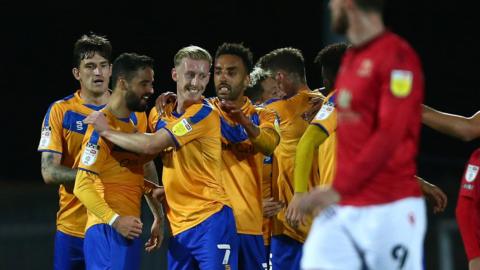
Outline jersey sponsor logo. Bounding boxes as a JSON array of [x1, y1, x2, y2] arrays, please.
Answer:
[[39, 127, 51, 148], [390, 70, 413, 97], [172, 118, 192, 136], [465, 164, 479, 182], [357, 59, 373, 77], [337, 89, 352, 109], [76, 120, 83, 131], [81, 143, 99, 166], [314, 102, 334, 121]]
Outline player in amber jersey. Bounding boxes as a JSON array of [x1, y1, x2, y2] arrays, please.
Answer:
[[85, 46, 238, 270], [37, 33, 112, 270], [210, 43, 280, 270], [74, 53, 164, 269], [256, 47, 324, 270], [247, 66, 285, 269], [299, 1, 426, 269]]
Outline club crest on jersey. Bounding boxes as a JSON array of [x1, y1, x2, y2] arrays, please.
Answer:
[[337, 89, 352, 109], [357, 59, 373, 77], [39, 127, 51, 148], [314, 102, 334, 121], [172, 118, 192, 136], [465, 165, 479, 182], [81, 143, 99, 166], [390, 70, 413, 97]]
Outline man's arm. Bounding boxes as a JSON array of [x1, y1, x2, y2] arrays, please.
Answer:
[[41, 152, 77, 185], [416, 176, 447, 214], [143, 161, 165, 252], [456, 195, 480, 262], [422, 105, 480, 142], [219, 100, 280, 155], [286, 125, 328, 228], [84, 111, 176, 155]]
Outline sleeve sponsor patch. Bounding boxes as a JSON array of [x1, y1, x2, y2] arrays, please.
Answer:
[[172, 119, 192, 136], [465, 164, 479, 182], [390, 70, 413, 97], [314, 102, 334, 121], [39, 127, 51, 148], [81, 143, 99, 166]]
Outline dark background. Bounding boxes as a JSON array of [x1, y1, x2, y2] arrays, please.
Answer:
[[1, 0, 478, 269]]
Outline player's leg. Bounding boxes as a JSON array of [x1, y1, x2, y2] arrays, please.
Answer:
[[361, 197, 426, 270], [168, 232, 197, 270], [53, 231, 85, 270], [109, 226, 142, 270], [271, 235, 303, 270], [192, 206, 239, 270], [301, 206, 362, 270], [83, 224, 111, 269], [238, 234, 267, 270]]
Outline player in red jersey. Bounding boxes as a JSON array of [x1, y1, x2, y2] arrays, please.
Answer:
[[422, 105, 480, 270], [299, 0, 426, 268]]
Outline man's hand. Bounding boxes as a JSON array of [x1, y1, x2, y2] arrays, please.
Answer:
[[219, 99, 249, 125], [418, 178, 448, 214], [155, 92, 177, 116], [112, 216, 143, 240], [299, 187, 340, 217], [145, 217, 164, 252], [286, 192, 307, 229], [152, 186, 166, 202], [263, 197, 284, 218], [302, 97, 323, 122], [83, 111, 110, 135], [470, 257, 480, 270]]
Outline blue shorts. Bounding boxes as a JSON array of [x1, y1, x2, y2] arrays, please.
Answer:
[[54, 230, 85, 270], [238, 234, 267, 270], [84, 224, 141, 270], [168, 206, 238, 270], [264, 245, 271, 270], [271, 235, 302, 270]]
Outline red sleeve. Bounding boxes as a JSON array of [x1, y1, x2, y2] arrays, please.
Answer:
[[456, 194, 480, 260], [333, 48, 423, 196]]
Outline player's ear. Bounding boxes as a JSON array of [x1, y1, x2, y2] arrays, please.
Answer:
[[72, 67, 80, 80], [171, 68, 178, 82]]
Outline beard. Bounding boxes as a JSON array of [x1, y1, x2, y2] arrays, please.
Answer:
[[332, 8, 348, 35], [126, 89, 147, 112]]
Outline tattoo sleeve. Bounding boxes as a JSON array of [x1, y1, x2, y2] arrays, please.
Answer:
[[41, 152, 77, 185]]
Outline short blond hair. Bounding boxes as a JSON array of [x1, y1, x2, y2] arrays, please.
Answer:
[[174, 45, 212, 67]]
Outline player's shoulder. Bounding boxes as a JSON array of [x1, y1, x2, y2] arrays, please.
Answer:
[[186, 99, 217, 123], [48, 93, 78, 110], [380, 32, 419, 59], [263, 97, 283, 108]]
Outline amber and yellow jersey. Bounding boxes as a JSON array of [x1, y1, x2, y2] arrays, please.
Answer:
[[37, 91, 106, 237], [149, 101, 230, 236], [74, 108, 148, 230], [38, 91, 147, 237], [265, 88, 323, 242], [206, 97, 279, 235], [310, 90, 337, 187], [262, 155, 273, 245]]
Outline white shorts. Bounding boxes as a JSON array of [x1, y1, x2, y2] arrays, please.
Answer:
[[301, 197, 426, 270]]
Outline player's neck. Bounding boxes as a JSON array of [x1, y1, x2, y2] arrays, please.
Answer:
[[80, 89, 110, 105], [105, 90, 131, 119], [347, 13, 385, 47]]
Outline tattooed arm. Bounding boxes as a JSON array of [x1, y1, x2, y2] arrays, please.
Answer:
[[41, 152, 77, 185]]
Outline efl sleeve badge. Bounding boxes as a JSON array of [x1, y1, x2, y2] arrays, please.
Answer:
[[390, 70, 413, 97]]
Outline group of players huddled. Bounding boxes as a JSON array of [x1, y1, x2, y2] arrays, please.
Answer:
[[38, 0, 480, 269]]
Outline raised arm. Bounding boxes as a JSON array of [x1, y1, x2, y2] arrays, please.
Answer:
[[422, 105, 480, 142], [84, 111, 176, 155]]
